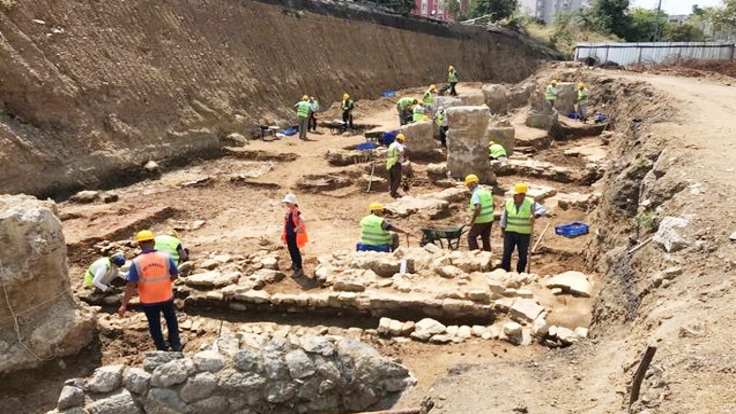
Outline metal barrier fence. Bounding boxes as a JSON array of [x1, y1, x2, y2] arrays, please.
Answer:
[[574, 42, 735, 66]]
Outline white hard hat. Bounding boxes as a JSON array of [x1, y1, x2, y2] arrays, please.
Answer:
[[282, 193, 298, 204]]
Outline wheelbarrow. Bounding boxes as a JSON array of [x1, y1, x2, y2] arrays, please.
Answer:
[[419, 225, 467, 250]]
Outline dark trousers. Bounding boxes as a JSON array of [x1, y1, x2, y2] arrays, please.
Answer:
[[286, 233, 302, 271], [399, 110, 411, 126], [308, 113, 317, 131], [502, 231, 531, 273], [468, 222, 492, 251], [449, 82, 458, 96], [388, 163, 402, 198], [342, 110, 353, 130], [142, 299, 181, 351], [438, 126, 448, 148]]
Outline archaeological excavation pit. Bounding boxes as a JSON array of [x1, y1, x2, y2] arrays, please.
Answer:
[[3, 3, 722, 412]]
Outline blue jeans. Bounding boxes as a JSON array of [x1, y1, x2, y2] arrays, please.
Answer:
[[356, 243, 391, 253], [142, 299, 181, 351]]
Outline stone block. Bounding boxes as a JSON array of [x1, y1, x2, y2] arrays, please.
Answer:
[[485, 126, 515, 155], [399, 120, 437, 157], [545, 271, 592, 297], [446, 106, 496, 185], [525, 110, 559, 131], [481, 84, 509, 114]]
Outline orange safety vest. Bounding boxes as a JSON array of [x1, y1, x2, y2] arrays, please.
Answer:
[[132, 252, 173, 304], [281, 209, 308, 248]]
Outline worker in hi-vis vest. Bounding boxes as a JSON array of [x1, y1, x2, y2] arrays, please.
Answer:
[[84, 252, 126, 292], [465, 174, 494, 252], [500, 183, 547, 273], [356, 202, 409, 252], [119, 230, 181, 352], [386, 133, 407, 198]]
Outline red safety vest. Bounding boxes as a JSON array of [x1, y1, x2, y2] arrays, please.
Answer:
[[132, 252, 173, 304], [281, 208, 308, 248]]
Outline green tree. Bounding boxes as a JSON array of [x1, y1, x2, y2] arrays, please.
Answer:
[[711, 0, 736, 29], [627, 7, 667, 41], [664, 23, 706, 41], [588, 0, 632, 38], [447, 0, 467, 20], [692, 4, 705, 16], [469, 0, 518, 21]]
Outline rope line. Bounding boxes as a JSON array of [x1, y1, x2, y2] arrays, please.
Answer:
[[1, 284, 63, 361]]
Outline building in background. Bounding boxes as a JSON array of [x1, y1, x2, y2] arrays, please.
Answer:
[[412, 0, 451, 21], [519, 0, 589, 23]]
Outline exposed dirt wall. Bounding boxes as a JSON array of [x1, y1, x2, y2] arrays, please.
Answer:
[[0, 0, 551, 198]]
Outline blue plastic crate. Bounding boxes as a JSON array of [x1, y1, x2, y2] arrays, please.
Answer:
[[382, 90, 397, 97], [356, 142, 377, 151], [555, 221, 589, 238], [381, 130, 399, 146]]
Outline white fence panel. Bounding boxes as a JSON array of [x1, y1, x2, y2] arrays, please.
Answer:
[[574, 42, 735, 66]]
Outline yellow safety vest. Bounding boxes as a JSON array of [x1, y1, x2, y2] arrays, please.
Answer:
[[154, 235, 182, 264], [296, 101, 311, 118], [85, 257, 111, 287], [423, 90, 434, 106], [545, 85, 557, 101], [489, 144, 507, 159], [505, 197, 534, 235], [577, 89, 589, 103], [386, 142, 401, 170], [470, 188, 494, 224], [360, 215, 392, 246]]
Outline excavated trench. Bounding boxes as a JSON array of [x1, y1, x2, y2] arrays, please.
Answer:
[[1, 69, 676, 414]]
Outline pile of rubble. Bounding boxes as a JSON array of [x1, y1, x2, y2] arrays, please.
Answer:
[[47, 334, 415, 414]]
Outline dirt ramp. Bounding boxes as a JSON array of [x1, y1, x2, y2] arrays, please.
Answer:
[[0, 194, 96, 374], [0, 1, 548, 197]]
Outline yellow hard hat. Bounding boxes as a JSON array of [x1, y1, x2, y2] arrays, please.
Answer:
[[577, 82, 586, 89], [514, 182, 529, 195], [343, 93, 350, 100], [429, 84, 437, 91], [369, 202, 384, 212], [135, 230, 155, 242], [488, 141, 496, 146], [449, 65, 454, 70], [464, 174, 479, 186], [396, 133, 406, 142], [551, 80, 559, 85], [302, 95, 309, 101]]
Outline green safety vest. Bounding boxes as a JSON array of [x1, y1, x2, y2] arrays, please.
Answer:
[[412, 105, 425, 122], [505, 197, 534, 235], [296, 101, 311, 118], [155, 235, 182, 264], [435, 111, 445, 127], [397, 97, 415, 111], [470, 188, 494, 224], [85, 257, 111, 287], [386, 142, 401, 170], [545, 85, 557, 101], [489, 143, 507, 159], [423, 90, 434, 106], [360, 215, 393, 246], [342, 99, 354, 111], [448, 69, 458, 83], [577, 89, 589, 103]]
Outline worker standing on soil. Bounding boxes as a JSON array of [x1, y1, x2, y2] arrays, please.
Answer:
[[341, 93, 355, 132], [84, 252, 126, 292], [412, 103, 427, 123], [443, 65, 459, 96], [423, 84, 437, 113], [544, 80, 558, 113], [465, 174, 494, 252], [387, 133, 407, 198], [280, 193, 308, 278], [500, 183, 546, 273], [488, 141, 508, 160], [356, 202, 410, 252], [576, 82, 589, 122], [434, 107, 448, 148], [118, 230, 181, 352], [295, 95, 311, 140], [154, 233, 188, 266], [396, 97, 417, 126], [308, 96, 319, 132]]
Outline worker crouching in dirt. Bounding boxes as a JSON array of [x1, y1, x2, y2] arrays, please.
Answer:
[[356, 202, 410, 253], [465, 174, 494, 252], [84, 252, 126, 292], [500, 183, 547, 273], [386, 133, 407, 198], [119, 230, 182, 352], [281, 193, 308, 278]]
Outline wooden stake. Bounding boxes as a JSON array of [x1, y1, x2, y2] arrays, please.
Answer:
[[532, 222, 551, 254], [629, 346, 657, 407]]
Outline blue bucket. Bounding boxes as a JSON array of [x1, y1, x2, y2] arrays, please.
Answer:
[[555, 222, 589, 238]]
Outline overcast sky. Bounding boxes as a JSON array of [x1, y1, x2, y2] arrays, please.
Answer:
[[630, 0, 724, 15]]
